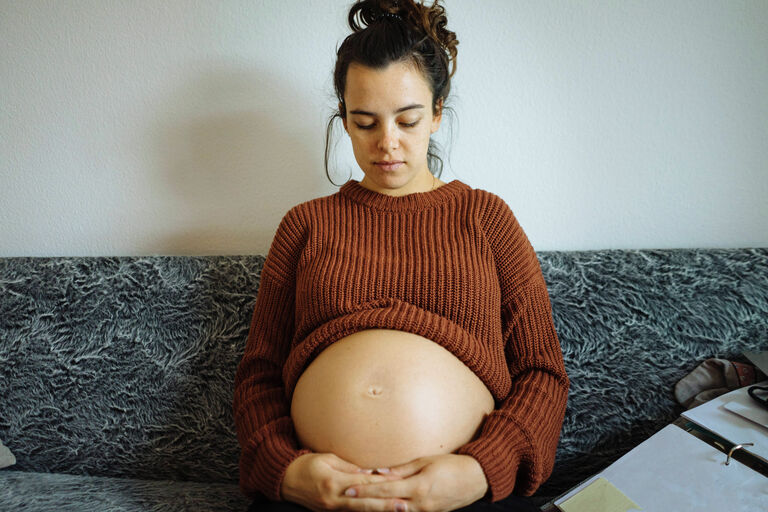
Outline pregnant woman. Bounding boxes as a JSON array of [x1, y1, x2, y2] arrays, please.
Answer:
[[233, 1, 570, 511]]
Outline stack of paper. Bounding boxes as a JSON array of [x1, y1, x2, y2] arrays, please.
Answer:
[[681, 379, 768, 465], [553, 422, 768, 511]]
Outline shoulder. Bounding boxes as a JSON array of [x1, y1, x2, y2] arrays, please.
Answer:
[[465, 186, 524, 239], [467, 186, 542, 296], [274, 191, 331, 233], [269, 190, 339, 252], [280, 187, 343, 224], [273, 203, 306, 241], [468, 185, 506, 206], [263, 200, 315, 283]]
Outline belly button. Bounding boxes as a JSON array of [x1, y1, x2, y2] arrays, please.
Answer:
[[366, 385, 384, 397]]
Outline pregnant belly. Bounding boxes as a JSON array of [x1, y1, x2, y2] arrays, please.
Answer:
[[290, 329, 496, 470]]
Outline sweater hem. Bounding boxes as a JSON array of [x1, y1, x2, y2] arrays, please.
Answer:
[[281, 297, 512, 403]]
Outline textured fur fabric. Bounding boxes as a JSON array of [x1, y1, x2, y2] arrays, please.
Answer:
[[0, 256, 260, 511], [0, 471, 250, 511], [0, 249, 766, 510]]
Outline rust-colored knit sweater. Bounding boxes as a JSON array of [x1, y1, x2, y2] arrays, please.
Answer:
[[233, 178, 570, 503]]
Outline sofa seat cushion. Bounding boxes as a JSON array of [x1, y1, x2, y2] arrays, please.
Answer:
[[0, 470, 250, 511]]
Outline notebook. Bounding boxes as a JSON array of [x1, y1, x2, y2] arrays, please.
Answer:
[[681, 379, 768, 465], [553, 423, 768, 511]]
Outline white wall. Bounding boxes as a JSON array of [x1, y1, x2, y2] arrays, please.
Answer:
[[2, 0, 766, 256]]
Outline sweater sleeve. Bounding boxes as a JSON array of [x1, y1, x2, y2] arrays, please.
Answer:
[[232, 208, 313, 502], [454, 195, 570, 502]]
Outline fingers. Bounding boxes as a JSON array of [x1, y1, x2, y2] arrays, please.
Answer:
[[332, 473, 409, 511], [326, 453, 369, 474], [325, 452, 390, 476], [385, 457, 429, 478], [337, 496, 410, 512], [331, 467, 403, 496], [348, 472, 404, 486], [342, 472, 415, 500], [305, 454, 414, 512]]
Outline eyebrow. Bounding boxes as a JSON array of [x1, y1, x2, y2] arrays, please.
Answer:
[[349, 103, 425, 116]]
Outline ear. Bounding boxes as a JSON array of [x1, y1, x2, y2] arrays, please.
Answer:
[[431, 98, 444, 134], [339, 102, 348, 133]]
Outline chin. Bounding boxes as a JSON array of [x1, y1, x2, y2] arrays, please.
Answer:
[[368, 170, 413, 184]]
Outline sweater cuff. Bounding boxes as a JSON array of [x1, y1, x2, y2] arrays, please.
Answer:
[[239, 416, 314, 502], [454, 412, 531, 503]]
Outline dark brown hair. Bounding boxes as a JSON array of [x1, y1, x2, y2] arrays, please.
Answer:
[[324, 0, 459, 184]]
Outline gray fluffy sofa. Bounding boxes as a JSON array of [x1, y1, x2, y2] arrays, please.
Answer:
[[1, 248, 766, 510]]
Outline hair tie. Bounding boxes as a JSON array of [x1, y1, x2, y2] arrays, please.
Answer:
[[378, 11, 402, 21]]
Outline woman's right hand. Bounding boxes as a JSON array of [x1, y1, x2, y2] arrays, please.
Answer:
[[280, 452, 404, 512]]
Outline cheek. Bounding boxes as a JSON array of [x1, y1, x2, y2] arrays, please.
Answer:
[[349, 135, 373, 158], [414, 131, 432, 148], [349, 131, 370, 144]]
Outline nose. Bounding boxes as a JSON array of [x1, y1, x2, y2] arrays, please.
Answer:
[[377, 122, 399, 152]]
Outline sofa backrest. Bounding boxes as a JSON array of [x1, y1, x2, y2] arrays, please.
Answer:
[[0, 255, 265, 484], [1, 249, 766, 492]]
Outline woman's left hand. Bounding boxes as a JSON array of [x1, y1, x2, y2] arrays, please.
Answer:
[[341, 453, 489, 512]]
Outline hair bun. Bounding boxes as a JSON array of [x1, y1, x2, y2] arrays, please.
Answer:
[[350, 1, 458, 78], [350, 0, 403, 31], [412, 1, 458, 78]]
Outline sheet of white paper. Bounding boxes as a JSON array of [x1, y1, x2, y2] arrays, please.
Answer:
[[554, 424, 768, 511], [724, 400, 768, 430], [745, 351, 768, 377], [682, 379, 768, 464]]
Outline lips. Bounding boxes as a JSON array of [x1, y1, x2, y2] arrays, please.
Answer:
[[375, 161, 404, 171]]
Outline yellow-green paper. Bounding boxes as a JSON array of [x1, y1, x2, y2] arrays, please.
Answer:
[[558, 477, 642, 512]]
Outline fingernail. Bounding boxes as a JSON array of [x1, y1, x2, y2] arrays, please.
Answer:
[[345, 488, 357, 497], [396, 502, 406, 512], [360, 468, 374, 474], [376, 467, 390, 473]]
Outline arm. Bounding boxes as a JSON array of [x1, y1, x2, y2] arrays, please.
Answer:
[[454, 196, 570, 502], [232, 208, 313, 501]]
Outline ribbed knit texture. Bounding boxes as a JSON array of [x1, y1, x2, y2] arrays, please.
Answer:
[[232, 178, 570, 503]]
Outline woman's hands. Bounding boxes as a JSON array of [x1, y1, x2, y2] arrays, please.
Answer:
[[280, 452, 406, 512], [281, 452, 489, 512], [341, 453, 489, 512]]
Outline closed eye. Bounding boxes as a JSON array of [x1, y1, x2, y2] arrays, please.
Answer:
[[356, 121, 419, 130]]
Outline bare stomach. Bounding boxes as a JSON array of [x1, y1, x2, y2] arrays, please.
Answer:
[[290, 329, 496, 470]]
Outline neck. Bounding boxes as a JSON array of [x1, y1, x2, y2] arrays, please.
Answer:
[[360, 172, 440, 197]]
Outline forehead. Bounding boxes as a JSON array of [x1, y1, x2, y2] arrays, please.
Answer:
[[344, 61, 431, 107]]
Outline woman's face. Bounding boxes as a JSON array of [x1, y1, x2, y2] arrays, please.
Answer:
[[340, 61, 442, 196]]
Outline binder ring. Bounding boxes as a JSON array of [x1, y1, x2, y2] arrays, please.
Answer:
[[725, 442, 754, 465]]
